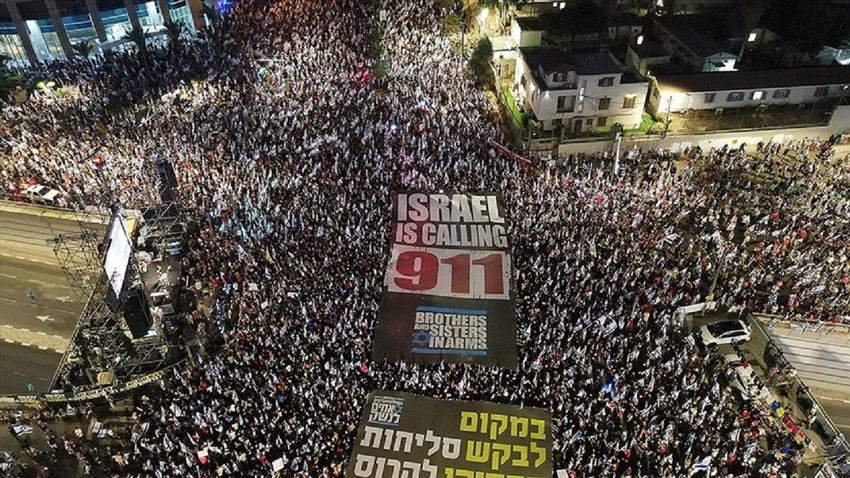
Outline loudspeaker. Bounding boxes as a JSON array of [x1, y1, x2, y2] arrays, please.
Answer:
[[158, 168, 175, 202], [123, 288, 152, 339], [157, 161, 178, 188]]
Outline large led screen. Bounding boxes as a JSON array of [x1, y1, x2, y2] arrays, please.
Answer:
[[103, 214, 132, 297]]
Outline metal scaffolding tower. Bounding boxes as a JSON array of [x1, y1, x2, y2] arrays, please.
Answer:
[[49, 150, 187, 396]]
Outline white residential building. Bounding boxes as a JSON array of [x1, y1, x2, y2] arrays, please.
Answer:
[[515, 47, 649, 133], [648, 66, 850, 114]]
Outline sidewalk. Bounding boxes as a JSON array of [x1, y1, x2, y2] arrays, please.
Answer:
[[0, 200, 108, 225], [555, 124, 842, 156], [755, 316, 850, 395]]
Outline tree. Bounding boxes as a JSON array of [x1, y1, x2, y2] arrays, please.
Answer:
[[763, 0, 841, 56], [163, 19, 185, 46], [599, 0, 619, 20], [737, 0, 771, 65], [543, 0, 607, 47], [72, 40, 94, 58], [468, 35, 494, 86], [441, 13, 463, 34], [123, 26, 147, 54]]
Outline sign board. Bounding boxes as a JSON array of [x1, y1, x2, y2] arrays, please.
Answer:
[[348, 390, 552, 478], [373, 192, 517, 368]]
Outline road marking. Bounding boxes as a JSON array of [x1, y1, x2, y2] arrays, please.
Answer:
[[10, 256, 60, 266], [814, 395, 850, 404], [0, 297, 80, 315], [56, 296, 72, 303], [12, 372, 25, 376], [36, 315, 54, 323], [0, 273, 18, 280], [0, 325, 67, 353]]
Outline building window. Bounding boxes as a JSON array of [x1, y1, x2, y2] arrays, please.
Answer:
[[554, 72, 564, 82], [557, 96, 570, 111], [598, 97, 611, 110], [597, 117, 607, 127], [623, 96, 636, 108], [0, 22, 29, 65], [727, 92, 744, 102], [773, 89, 790, 99], [33, 19, 65, 59], [62, 14, 97, 44], [814, 86, 829, 97], [168, 0, 193, 29], [100, 7, 132, 42], [598, 77, 615, 87], [751, 91, 764, 100], [552, 118, 563, 126], [704, 93, 716, 103]]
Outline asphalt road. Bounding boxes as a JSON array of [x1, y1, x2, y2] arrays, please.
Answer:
[[0, 343, 61, 394], [0, 208, 84, 337], [0, 206, 95, 394], [815, 396, 850, 438]]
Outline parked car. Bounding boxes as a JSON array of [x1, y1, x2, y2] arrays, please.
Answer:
[[23, 184, 61, 204], [698, 319, 751, 346], [723, 353, 766, 401]]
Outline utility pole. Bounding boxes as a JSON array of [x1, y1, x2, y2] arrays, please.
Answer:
[[461, 24, 467, 61], [701, 241, 729, 317], [613, 123, 623, 175], [661, 95, 672, 138]]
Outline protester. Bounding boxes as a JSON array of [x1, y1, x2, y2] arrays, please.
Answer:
[[1, 0, 847, 476]]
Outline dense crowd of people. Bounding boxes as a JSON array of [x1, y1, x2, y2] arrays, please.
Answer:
[[1, 0, 849, 476]]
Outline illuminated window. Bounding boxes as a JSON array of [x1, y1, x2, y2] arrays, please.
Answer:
[[623, 96, 636, 108], [750, 91, 764, 100], [748, 32, 757, 42]]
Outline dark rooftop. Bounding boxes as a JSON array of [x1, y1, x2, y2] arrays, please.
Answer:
[[629, 41, 669, 59], [609, 11, 641, 26], [515, 17, 545, 32], [521, 47, 624, 76], [655, 66, 850, 92], [655, 13, 744, 58]]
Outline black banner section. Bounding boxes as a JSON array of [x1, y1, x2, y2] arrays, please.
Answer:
[[347, 390, 553, 478], [373, 192, 517, 368]]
